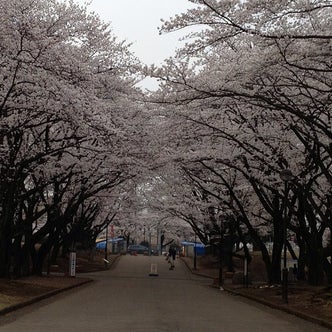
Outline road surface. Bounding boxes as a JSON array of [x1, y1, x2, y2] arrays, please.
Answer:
[[0, 255, 329, 331]]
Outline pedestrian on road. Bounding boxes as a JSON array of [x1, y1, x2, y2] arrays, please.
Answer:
[[169, 247, 176, 270]]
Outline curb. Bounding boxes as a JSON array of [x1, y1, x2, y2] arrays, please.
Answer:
[[0, 254, 121, 316], [180, 258, 332, 330], [0, 278, 93, 316], [218, 286, 332, 330], [180, 257, 214, 279]]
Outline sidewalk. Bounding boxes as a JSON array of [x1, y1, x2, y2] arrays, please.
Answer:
[[0, 253, 120, 316], [180, 256, 332, 330]]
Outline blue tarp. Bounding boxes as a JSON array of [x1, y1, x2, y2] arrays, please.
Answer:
[[96, 238, 124, 249], [181, 241, 205, 248], [181, 241, 205, 255]]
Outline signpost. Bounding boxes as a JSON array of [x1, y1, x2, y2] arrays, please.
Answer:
[[69, 251, 76, 277]]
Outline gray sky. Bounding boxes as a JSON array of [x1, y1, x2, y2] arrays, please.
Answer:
[[75, 0, 197, 66]]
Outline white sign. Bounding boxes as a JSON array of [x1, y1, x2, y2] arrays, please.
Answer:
[[69, 252, 76, 277]]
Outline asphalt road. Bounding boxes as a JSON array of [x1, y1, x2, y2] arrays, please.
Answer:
[[0, 255, 330, 332]]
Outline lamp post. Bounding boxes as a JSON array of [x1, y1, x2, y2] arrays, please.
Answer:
[[219, 217, 224, 291], [104, 224, 109, 266], [143, 224, 146, 243], [279, 169, 295, 304], [148, 230, 152, 256], [194, 233, 197, 270], [219, 238, 223, 290]]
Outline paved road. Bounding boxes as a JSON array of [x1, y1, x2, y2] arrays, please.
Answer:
[[0, 255, 330, 332]]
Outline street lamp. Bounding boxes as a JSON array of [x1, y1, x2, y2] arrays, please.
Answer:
[[279, 169, 295, 304], [218, 217, 224, 291], [219, 237, 223, 290], [193, 233, 197, 270], [104, 224, 109, 267], [143, 224, 146, 243]]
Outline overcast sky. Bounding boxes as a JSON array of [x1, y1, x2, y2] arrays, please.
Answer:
[[75, 0, 197, 66]]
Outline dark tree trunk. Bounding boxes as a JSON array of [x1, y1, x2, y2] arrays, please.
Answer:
[[322, 258, 332, 284], [32, 239, 52, 276], [0, 235, 12, 278], [296, 237, 306, 281], [307, 246, 324, 286]]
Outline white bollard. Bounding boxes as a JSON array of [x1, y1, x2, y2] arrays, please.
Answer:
[[149, 263, 158, 276]]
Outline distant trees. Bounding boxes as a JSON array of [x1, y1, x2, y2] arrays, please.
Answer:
[[147, 0, 332, 285]]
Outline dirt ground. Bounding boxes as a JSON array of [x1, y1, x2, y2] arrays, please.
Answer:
[[0, 251, 332, 329], [0, 250, 107, 312], [181, 254, 332, 329]]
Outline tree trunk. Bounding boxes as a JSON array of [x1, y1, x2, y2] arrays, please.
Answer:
[[32, 240, 52, 275], [307, 250, 324, 285], [12, 236, 23, 278], [322, 258, 332, 284], [0, 235, 11, 278], [270, 243, 282, 284], [296, 237, 306, 281], [0, 184, 16, 278]]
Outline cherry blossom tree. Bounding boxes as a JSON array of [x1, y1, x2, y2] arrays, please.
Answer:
[[146, 0, 331, 284], [0, 0, 143, 277]]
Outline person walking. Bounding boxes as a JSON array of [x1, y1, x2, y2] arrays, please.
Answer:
[[169, 247, 176, 270]]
